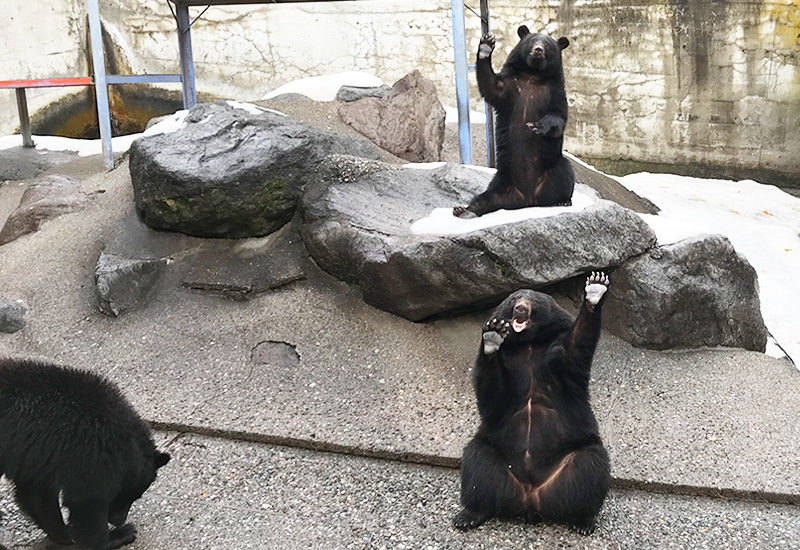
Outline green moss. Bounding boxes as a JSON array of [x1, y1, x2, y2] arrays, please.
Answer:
[[494, 259, 514, 278]]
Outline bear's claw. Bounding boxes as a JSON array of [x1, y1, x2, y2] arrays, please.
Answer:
[[482, 318, 510, 354]]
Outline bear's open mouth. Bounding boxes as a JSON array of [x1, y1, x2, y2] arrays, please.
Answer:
[[512, 316, 530, 332]]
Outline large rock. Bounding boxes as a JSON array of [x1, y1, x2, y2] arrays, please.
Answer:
[[604, 234, 768, 351], [0, 298, 26, 333], [337, 71, 446, 162], [129, 100, 378, 239], [300, 156, 657, 321], [0, 175, 91, 245]]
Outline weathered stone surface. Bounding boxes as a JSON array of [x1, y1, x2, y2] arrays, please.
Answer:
[[95, 252, 168, 317], [129, 100, 378, 239], [337, 71, 446, 162], [300, 155, 656, 321], [336, 84, 391, 102], [604, 234, 768, 351], [0, 298, 26, 333], [0, 175, 90, 245], [94, 209, 306, 315]]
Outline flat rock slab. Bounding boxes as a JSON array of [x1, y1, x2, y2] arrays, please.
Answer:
[[3, 434, 799, 549], [0, 175, 91, 245], [0, 147, 76, 181], [129, 100, 379, 238], [605, 234, 768, 351], [96, 209, 305, 315], [301, 155, 656, 320]]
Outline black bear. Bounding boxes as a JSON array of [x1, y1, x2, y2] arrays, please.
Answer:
[[0, 358, 170, 549], [454, 26, 575, 218], [454, 272, 611, 534]]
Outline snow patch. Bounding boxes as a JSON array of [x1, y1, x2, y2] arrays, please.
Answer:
[[226, 100, 286, 117], [444, 105, 488, 125], [0, 133, 140, 157], [261, 72, 384, 102], [411, 190, 595, 235], [616, 171, 800, 365], [142, 110, 188, 137]]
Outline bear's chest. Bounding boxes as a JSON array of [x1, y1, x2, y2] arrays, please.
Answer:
[[508, 77, 552, 122]]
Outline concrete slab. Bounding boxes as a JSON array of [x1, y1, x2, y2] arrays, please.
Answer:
[[1, 156, 798, 506], [2, 434, 798, 549]]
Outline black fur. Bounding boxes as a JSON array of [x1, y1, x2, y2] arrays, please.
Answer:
[[0, 358, 170, 549], [454, 26, 574, 218], [455, 274, 611, 533]]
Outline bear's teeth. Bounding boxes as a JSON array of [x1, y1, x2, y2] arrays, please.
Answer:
[[512, 320, 528, 332]]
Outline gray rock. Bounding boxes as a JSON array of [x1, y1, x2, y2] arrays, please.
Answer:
[[603, 234, 768, 351], [95, 252, 168, 317], [129, 100, 378, 239], [94, 209, 307, 315], [0, 298, 26, 333], [0, 175, 91, 245], [300, 155, 657, 321], [335, 84, 391, 102], [337, 71, 446, 162]]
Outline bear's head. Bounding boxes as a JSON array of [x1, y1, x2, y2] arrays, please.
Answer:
[[503, 26, 569, 78], [492, 289, 573, 344], [108, 448, 171, 526]]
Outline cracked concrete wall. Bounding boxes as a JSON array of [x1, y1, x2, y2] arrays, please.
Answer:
[[2, 1, 798, 181]]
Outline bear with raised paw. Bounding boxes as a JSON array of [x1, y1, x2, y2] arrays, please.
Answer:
[[454, 26, 575, 218], [0, 358, 170, 550], [454, 273, 611, 534]]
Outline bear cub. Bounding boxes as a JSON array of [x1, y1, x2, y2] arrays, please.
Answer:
[[0, 358, 170, 550], [454, 26, 575, 217], [454, 273, 611, 534]]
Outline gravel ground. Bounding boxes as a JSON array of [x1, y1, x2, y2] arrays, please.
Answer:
[[2, 434, 798, 550]]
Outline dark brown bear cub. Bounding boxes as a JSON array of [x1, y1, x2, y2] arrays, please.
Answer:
[[454, 26, 575, 217], [0, 358, 169, 549], [454, 273, 611, 534]]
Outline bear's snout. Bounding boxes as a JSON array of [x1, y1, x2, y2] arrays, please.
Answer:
[[532, 45, 545, 58]]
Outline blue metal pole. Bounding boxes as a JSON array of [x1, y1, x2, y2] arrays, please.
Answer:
[[480, 0, 496, 168], [175, 2, 198, 108], [15, 88, 34, 148], [87, 0, 114, 169], [451, 0, 472, 165]]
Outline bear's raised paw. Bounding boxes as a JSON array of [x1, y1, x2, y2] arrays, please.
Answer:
[[585, 271, 610, 306], [482, 317, 510, 354]]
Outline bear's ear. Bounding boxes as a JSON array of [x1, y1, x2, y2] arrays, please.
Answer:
[[154, 451, 171, 469], [517, 25, 530, 39], [557, 36, 570, 50]]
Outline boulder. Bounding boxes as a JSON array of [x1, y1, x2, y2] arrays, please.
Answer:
[[129, 100, 379, 239], [0, 175, 91, 245], [300, 156, 657, 321], [0, 298, 26, 333], [603, 234, 768, 351], [337, 71, 446, 162], [95, 253, 168, 317]]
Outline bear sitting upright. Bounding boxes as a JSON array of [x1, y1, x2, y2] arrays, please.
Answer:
[[0, 358, 170, 550], [453, 26, 575, 218]]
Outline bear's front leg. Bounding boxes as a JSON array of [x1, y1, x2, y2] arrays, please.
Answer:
[[528, 114, 566, 138], [482, 317, 511, 355]]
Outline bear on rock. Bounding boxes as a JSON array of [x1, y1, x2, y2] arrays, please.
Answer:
[[454, 26, 575, 218]]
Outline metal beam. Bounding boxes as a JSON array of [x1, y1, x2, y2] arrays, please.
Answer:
[[480, 0, 496, 168], [15, 89, 34, 148], [175, 3, 197, 108], [87, 0, 114, 169], [0, 77, 92, 89], [105, 74, 182, 85], [450, 0, 472, 165], [174, 0, 370, 5]]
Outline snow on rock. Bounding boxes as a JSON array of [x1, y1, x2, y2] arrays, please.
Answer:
[[617, 171, 800, 365], [261, 72, 384, 102], [411, 190, 596, 235]]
